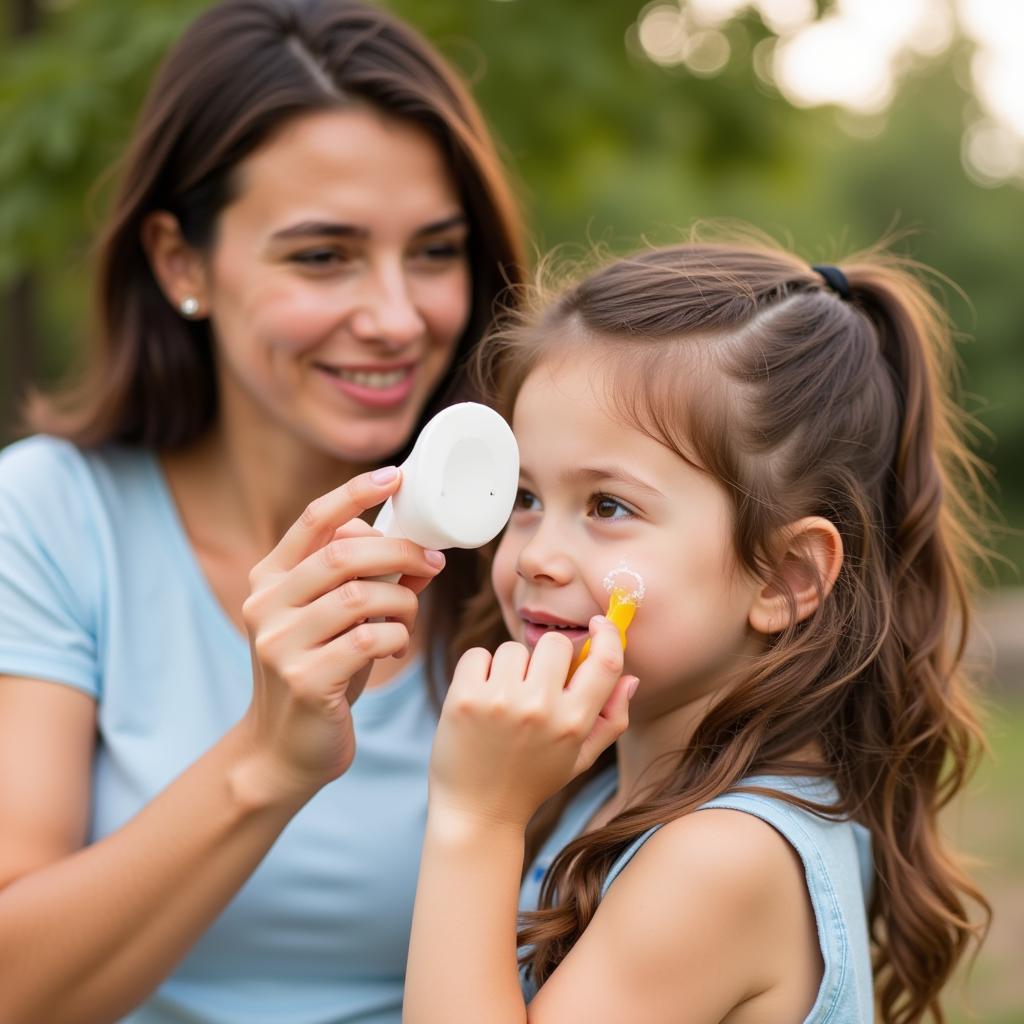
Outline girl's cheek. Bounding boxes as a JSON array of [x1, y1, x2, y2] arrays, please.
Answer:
[[490, 535, 519, 619]]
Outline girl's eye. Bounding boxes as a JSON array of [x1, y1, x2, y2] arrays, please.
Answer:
[[513, 488, 540, 512], [589, 493, 635, 520]]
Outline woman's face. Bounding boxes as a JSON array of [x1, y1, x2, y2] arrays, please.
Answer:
[[201, 106, 471, 463]]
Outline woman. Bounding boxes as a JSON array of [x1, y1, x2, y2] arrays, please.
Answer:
[[0, 1, 524, 1021]]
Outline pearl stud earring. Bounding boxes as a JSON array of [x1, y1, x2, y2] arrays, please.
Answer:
[[179, 296, 200, 317]]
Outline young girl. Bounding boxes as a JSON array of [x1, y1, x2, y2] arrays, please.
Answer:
[[404, 238, 990, 1024]]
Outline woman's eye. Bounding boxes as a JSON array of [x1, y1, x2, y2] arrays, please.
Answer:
[[291, 249, 355, 269], [589, 494, 634, 520], [513, 488, 540, 512], [410, 239, 467, 264]]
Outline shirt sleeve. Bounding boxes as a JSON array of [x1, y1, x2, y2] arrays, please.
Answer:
[[0, 437, 101, 697]]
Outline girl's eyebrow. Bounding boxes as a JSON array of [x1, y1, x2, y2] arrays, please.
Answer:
[[563, 464, 666, 499]]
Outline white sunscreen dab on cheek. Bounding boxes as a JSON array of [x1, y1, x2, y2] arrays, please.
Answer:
[[602, 562, 646, 605]]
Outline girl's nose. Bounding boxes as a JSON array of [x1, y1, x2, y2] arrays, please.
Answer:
[[515, 522, 575, 586]]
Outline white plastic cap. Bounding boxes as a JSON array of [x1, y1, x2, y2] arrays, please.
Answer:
[[373, 402, 519, 550]]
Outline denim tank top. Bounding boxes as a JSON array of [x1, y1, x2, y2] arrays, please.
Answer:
[[519, 769, 875, 1023]]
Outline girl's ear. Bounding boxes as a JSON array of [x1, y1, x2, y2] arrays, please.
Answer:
[[748, 516, 844, 635], [141, 211, 209, 317]]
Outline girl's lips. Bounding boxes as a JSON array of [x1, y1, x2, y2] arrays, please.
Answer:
[[519, 610, 591, 649], [522, 620, 590, 648]]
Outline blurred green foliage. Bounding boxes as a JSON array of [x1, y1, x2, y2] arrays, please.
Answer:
[[944, 692, 1024, 1022], [1, 0, 1021, 576]]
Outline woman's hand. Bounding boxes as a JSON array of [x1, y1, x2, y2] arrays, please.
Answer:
[[238, 467, 445, 805], [428, 618, 637, 831]]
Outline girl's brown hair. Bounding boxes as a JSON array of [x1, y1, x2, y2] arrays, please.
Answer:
[[460, 234, 991, 1024], [28, 0, 526, 692]]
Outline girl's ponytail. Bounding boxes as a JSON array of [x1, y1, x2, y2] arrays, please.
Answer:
[[840, 262, 991, 1024]]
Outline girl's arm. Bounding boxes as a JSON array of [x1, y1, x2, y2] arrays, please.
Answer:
[[404, 621, 634, 1024], [0, 470, 444, 1024], [404, 625, 820, 1024]]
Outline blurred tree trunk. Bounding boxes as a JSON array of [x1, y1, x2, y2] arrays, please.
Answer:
[[3, 277, 37, 439], [12, 0, 38, 32], [3, 0, 41, 442]]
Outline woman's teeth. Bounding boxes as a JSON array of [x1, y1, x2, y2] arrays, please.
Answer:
[[328, 367, 409, 389]]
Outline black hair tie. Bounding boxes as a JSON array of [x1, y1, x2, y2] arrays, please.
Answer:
[[811, 263, 851, 301]]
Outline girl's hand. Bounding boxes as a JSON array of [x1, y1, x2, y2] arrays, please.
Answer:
[[428, 618, 637, 831], [238, 468, 445, 805]]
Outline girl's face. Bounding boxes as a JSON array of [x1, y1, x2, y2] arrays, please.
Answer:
[[491, 354, 766, 715], [202, 106, 471, 463]]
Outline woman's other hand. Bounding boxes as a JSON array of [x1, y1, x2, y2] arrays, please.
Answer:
[[238, 467, 445, 805], [428, 617, 636, 831]]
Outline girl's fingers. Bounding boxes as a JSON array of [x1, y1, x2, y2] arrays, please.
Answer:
[[278, 535, 444, 608], [487, 641, 531, 685], [525, 630, 575, 693], [260, 468, 402, 574], [284, 580, 420, 649], [574, 674, 636, 775], [450, 647, 493, 697], [565, 616, 624, 711]]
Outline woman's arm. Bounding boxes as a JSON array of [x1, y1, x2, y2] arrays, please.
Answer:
[[0, 678, 305, 1024], [0, 469, 444, 1024]]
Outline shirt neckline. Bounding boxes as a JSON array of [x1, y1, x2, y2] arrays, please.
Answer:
[[146, 449, 249, 658], [145, 449, 427, 709]]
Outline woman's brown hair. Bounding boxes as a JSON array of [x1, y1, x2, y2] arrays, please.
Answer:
[[28, 0, 526, 691], [460, 233, 991, 1024]]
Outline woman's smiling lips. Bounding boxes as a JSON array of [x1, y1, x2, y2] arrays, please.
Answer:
[[518, 607, 592, 648], [315, 360, 417, 408]]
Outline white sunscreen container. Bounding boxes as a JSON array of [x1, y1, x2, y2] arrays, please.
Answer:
[[372, 402, 519, 579]]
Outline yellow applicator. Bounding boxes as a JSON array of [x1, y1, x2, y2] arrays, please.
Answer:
[[567, 564, 645, 680]]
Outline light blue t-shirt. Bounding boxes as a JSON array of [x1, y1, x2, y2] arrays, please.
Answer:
[[0, 436, 438, 1024], [520, 768, 875, 1023]]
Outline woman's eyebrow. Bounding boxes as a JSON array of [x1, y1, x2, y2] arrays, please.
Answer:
[[269, 213, 467, 243], [270, 220, 366, 241], [413, 213, 468, 237]]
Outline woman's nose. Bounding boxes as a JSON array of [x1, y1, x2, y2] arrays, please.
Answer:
[[349, 263, 425, 351]]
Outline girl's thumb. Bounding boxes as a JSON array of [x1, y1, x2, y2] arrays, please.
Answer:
[[575, 675, 638, 775]]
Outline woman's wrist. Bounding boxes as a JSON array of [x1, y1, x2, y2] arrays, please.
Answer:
[[223, 720, 320, 817]]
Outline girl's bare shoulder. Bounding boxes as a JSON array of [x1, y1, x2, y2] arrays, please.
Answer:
[[530, 808, 821, 1024]]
